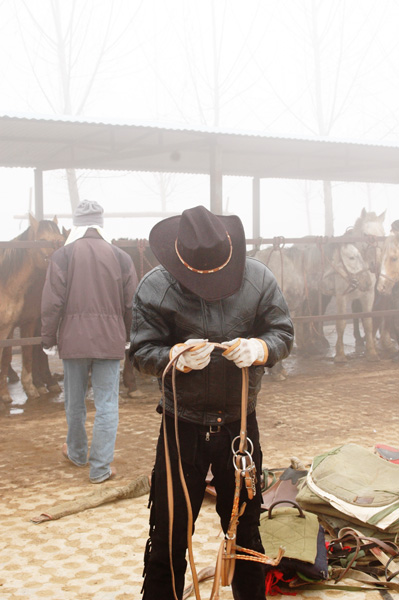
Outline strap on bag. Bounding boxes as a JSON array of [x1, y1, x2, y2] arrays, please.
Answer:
[[325, 526, 399, 591]]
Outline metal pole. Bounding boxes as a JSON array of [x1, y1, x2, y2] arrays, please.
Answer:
[[34, 168, 44, 220]]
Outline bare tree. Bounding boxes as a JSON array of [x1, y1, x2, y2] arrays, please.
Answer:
[[16, 0, 143, 212], [305, 0, 382, 234]]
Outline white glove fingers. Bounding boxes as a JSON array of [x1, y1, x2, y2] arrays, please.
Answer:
[[223, 348, 241, 361], [189, 342, 214, 358]]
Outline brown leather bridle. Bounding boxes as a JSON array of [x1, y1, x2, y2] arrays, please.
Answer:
[[161, 342, 283, 600]]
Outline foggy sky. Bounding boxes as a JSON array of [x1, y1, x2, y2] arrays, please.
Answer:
[[0, 0, 398, 240]]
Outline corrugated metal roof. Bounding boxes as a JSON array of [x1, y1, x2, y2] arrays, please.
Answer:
[[1, 112, 399, 184]]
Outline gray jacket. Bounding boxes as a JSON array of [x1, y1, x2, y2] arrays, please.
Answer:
[[41, 229, 138, 359], [130, 257, 294, 424]]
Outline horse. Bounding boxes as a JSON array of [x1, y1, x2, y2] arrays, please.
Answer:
[[254, 242, 331, 379], [3, 225, 69, 397], [345, 208, 389, 350], [320, 242, 378, 362], [3, 271, 63, 397], [112, 239, 159, 396], [377, 231, 399, 296], [0, 215, 64, 403], [255, 240, 333, 351]]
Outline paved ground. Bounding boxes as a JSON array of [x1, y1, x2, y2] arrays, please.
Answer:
[[1, 325, 399, 599]]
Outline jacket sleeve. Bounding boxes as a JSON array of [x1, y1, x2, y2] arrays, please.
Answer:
[[254, 266, 294, 368], [129, 272, 174, 377], [41, 256, 67, 348]]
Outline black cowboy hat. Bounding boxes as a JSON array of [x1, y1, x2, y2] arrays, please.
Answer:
[[149, 205, 246, 301]]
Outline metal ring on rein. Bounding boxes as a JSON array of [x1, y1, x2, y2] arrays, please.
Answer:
[[231, 436, 255, 473]]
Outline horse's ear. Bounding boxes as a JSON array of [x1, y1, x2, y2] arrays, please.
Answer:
[[378, 210, 386, 222], [29, 213, 39, 232], [361, 207, 367, 218], [53, 215, 58, 225]]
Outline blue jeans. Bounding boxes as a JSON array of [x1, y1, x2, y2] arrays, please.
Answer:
[[63, 358, 120, 482]]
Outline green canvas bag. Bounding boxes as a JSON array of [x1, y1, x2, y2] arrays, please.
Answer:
[[260, 499, 320, 563]]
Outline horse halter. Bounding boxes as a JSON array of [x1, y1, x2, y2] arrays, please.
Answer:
[[332, 246, 370, 295]]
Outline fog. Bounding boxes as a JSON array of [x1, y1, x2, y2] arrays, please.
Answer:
[[1, 0, 399, 241]]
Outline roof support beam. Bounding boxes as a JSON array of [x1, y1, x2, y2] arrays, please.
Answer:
[[34, 168, 44, 220]]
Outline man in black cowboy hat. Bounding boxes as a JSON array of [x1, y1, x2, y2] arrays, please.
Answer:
[[130, 205, 294, 599]]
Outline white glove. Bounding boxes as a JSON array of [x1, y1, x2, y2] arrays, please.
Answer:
[[170, 339, 214, 372], [42, 346, 57, 357], [222, 338, 265, 368]]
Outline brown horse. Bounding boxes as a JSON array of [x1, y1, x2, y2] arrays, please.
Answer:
[[0, 215, 64, 403], [5, 225, 69, 395]]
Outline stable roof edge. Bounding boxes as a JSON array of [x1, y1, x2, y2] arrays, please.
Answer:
[[1, 111, 399, 150]]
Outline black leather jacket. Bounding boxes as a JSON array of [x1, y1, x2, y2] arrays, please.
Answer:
[[130, 257, 294, 425]]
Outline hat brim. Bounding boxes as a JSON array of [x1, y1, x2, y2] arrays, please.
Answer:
[[149, 213, 246, 301]]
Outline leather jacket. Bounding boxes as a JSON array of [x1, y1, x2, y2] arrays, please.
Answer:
[[130, 257, 294, 425]]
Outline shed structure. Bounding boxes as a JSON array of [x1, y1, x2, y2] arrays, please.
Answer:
[[1, 113, 399, 236]]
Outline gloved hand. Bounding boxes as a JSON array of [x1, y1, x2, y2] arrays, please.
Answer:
[[170, 339, 214, 372], [42, 346, 57, 357], [222, 338, 266, 368]]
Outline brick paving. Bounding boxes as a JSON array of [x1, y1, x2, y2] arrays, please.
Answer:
[[0, 339, 398, 599]]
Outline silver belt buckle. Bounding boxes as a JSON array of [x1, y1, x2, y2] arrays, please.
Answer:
[[209, 425, 222, 433]]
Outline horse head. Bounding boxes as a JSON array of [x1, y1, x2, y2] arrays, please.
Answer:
[[29, 214, 65, 271], [377, 233, 399, 295], [322, 243, 373, 296], [352, 208, 386, 274]]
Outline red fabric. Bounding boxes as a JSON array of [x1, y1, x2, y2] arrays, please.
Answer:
[[265, 569, 297, 596]]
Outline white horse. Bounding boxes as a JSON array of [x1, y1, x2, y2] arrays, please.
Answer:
[[320, 243, 378, 362]]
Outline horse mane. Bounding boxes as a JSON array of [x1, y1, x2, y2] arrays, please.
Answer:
[[0, 219, 60, 285]]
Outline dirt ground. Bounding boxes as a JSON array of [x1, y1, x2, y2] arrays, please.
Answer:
[[1, 325, 399, 599]]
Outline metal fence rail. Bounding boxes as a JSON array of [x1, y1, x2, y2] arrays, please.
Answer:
[[1, 236, 398, 350]]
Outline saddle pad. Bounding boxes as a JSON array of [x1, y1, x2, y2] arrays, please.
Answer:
[[310, 443, 399, 507], [260, 506, 320, 564]]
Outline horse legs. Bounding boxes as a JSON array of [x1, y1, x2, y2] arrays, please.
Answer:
[[32, 345, 62, 393], [5, 345, 20, 383], [362, 315, 379, 360], [352, 299, 364, 348], [373, 293, 397, 355], [334, 295, 347, 363], [360, 291, 379, 361], [20, 322, 41, 399], [0, 345, 13, 403], [379, 318, 397, 355], [31, 345, 48, 395], [32, 318, 62, 394]]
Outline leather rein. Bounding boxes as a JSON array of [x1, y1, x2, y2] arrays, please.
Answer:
[[161, 342, 283, 600]]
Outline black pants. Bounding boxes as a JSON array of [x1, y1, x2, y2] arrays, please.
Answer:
[[142, 412, 266, 600]]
